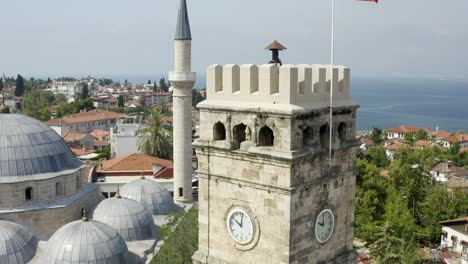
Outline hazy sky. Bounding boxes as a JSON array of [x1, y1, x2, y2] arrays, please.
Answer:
[[1, 0, 467, 81]]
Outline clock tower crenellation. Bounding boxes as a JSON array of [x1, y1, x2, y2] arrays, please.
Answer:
[[193, 61, 359, 264]]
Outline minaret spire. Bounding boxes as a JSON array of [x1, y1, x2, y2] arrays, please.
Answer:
[[169, 0, 196, 203], [175, 0, 192, 40]]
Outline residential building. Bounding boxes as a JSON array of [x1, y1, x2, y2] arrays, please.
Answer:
[[63, 133, 94, 150], [359, 137, 375, 150], [439, 134, 468, 148], [90, 153, 175, 198], [386, 125, 431, 139], [110, 115, 142, 158], [440, 217, 468, 257], [46, 109, 124, 136]]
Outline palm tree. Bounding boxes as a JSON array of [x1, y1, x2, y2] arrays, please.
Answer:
[[136, 110, 173, 160]]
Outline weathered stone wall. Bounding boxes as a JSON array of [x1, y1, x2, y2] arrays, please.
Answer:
[[0, 186, 103, 236], [0, 168, 86, 208], [193, 106, 359, 264]]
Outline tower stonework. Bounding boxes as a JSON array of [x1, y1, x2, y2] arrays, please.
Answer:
[[193, 64, 359, 263], [169, 0, 195, 203]]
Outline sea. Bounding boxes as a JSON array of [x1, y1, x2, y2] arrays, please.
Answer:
[[102, 74, 468, 133], [352, 78, 468, 133]]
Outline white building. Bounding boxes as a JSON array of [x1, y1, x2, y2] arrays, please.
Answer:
[[46, 109, 124, 136], [440, 217, 468, 257], [110, 115, 142, 158]]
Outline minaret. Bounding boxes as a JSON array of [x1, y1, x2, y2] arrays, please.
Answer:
[[169, 0, 196, 203]]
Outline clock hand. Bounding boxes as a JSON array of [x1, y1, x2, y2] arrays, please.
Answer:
[[240, 214, 244, 228], [234, 218, 242, 227]]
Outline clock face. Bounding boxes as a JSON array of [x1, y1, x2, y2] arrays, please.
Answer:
[[227, 209, 254, 245], [314, 209, 335, 243]]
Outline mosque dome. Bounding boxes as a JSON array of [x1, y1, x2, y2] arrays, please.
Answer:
[[0, 114, 83, 183], [120, 178, 175, 215], [45, 217, 129, 264], [91, 193, 156, 241], [0, 219, 38, 264]]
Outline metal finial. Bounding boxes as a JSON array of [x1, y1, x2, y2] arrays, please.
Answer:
[[265, 40, 287, 66], [115, 187, 121, 198], [140, 170, 145, 179], [81, 208, 89, 222]]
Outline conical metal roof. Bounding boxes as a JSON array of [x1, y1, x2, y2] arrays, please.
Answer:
[[91, 196, 157, 242], [0, 114, 83, 183], [175, 0, 192, 40], [45, 219, 129, 264], [120, 179, 175, 215], [0, 219, 38, 264]]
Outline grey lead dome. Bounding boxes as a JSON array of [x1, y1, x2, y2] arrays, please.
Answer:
[[45, 219, 129, 264], [92, 196, 157, 241], [0, 219, 38, 264], [120, 179, 175, 215], [0, 114, 82, 182]]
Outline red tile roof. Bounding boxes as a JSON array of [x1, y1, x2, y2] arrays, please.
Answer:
[[93, 139, 108, 147], [63, 133, 87, 142], [415, 140, 433, 147], [442, 134, 468, 143], [70, 147, 96, 157], [439, 216, 468, 225], [46, 110, 123, 126], [154, 167, 174, 179], [460, 147, 468, 153], [360, 138, 375, 146], [431, 130, 450, 139], [98, 153, 172, 172], [89, 129, 110, 139], [387, 126, 431, 134], [386, 142, 410, 150]]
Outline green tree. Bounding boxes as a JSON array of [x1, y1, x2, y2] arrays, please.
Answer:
[[367, 146, 390, 168], [117, 95, 125, 108], [147, 80, 152, 85], [15, 74, 25, 96], [138, 94, 147, 108], [192, 89, 204, 107], [370, 127, 383, 144], [136, 109, 173, 159], [404, 132, 415, 144], [415, 129, 429, 141], [0, 78, 4, 91], [159, 78, 169, 93], [354, 159, 389, 242], [369, 224, 419, 264], [151, 208, 198, 264], [81, 84, 89, 99]]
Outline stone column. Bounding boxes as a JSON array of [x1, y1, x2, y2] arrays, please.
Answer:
[[169, 39, 196, 203]]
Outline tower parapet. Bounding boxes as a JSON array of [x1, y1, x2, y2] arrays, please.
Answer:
[[206, 64, 351, 108]]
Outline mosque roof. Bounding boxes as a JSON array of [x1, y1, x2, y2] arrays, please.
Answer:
[[91, 195, 156, 241], [175, 0, 192, 40], [0, 219, 38, 264], [120, 178, 175, 215], [0, 114, 83, 183], [45, 219, 129, 264]]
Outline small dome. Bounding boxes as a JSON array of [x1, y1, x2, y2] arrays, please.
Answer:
[[120, 178, 175, 215], [0, 114, 83, 182], [92, 195, 156, 241], [45, 219, 129, 264], [0, 219, 38, 264]]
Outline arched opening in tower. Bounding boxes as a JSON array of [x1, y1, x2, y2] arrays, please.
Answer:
[[25, 187, 33, 201], [233, 123, 247, 145], [258, 126, 274, 147], [338, 122, 347, 142], [319, 124, 329, 149], [213, 122, 226, 141], [303, 127, 314, 148]]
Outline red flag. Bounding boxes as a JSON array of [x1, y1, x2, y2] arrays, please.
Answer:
[[358, 0, 378, 3]]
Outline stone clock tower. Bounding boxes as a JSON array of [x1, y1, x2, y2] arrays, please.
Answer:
[[193, 61, 359, 263]]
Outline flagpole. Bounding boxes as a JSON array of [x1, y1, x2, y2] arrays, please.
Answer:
[[329, 0, 335, 162]]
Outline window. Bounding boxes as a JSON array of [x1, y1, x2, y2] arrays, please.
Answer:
[[303, 127, 314, 147], [56, 182, 63, 196], [319, 124, 329, 149], [25, 187, 33, 201], [258, 126, 274, 146], [213, 122, 226, 141], [338, 122, 347, 142], [178, 188, 183, 197], [233, 123, 247, 144]]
